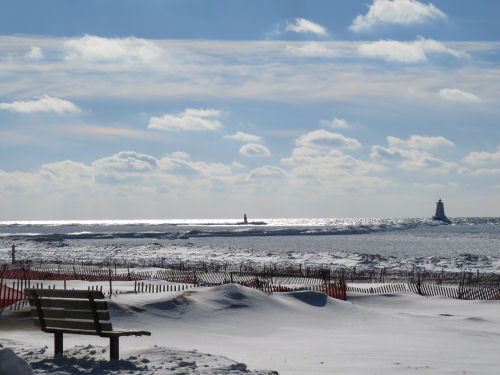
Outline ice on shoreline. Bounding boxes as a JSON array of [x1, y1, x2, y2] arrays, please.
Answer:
[[2, 217, 499, 273]]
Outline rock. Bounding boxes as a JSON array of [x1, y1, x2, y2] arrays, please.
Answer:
[[0, 348, 33, 375]]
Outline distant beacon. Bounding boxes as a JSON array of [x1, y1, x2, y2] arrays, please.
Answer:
[[433, 199, 451, 224]]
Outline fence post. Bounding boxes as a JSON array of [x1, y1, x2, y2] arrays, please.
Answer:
[[108, 269, 113, 298]]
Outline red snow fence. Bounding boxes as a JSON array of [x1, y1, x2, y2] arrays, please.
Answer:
[[273, 282, 347, 301], [321, 282, 347, 301], [0, 282, 27, 309]]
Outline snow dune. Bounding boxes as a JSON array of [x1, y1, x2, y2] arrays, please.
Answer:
[[1, 284, 500, 374]]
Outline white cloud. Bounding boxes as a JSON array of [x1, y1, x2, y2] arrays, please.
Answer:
[[458, 167, 500, 176], [438, 88, 481, 103], [26, 46, 43, 60], [158, 153, 232, 178], [231, 161, 245, 169], [358, 38, 462, 63], [64, 35, 162, 63], [370, 145, 406, 162], [463, 146, 500, 165], [295, 130, 362, 150], [359, 40, 425, 63], [398, 153, 456, 173], [387, 135, 455, 149], [350, 0, 447, 32], [40, 160, 93, 187], [320, 117, 351, 129], [371, 135, 456, 173], [224, 131, 262, 142], [93, 151, 158, 174], [280, 130, 390, 193], [35, 150, 239, 190], [246, 165, 287, 181], [239, 143, 271, 158], [149, 108, 222, 132], [281, 147, 391, 193], [285, 18, 327, 36], [284, 42, 334, 57], [5, 150, 237, 198], [417, 38, 463, 57], [0, 95, 81, 114], [282, 146, 321, 163]]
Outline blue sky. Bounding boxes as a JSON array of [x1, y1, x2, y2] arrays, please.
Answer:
[[0, 0, 499, 219]]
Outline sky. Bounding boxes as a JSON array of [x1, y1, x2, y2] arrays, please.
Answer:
[[1, 0, 500, 220]]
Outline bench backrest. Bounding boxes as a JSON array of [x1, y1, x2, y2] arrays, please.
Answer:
[[25, 289, 112, 335]]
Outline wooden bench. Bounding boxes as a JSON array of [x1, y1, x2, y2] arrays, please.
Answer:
[[25, 288, 151, 360]]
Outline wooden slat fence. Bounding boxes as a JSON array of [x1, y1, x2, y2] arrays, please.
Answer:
[[133, 281, 195, 293], [0, 266, 151, 282], [2, 262, 499, 309], [347, 282, 500, 300]]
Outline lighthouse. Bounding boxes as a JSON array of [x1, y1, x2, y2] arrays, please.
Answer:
[[433, 199, 451, 224]]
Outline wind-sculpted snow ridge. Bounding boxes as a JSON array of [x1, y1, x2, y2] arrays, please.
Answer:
[[122, 284, 347, 323]]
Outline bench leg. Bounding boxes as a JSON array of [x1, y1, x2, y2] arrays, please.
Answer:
[[110, 337, 119, 361], [54, 333, 63, 357]]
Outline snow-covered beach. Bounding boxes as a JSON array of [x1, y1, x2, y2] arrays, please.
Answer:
[[1, 217, 500, 374], [2, 282, 500, 374]]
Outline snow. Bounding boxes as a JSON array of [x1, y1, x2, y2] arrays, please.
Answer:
[[14, 345, 276, 374], [1, 283, 500, 374]]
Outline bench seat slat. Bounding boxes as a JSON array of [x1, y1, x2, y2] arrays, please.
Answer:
[[100, 329, 152, 337], [29, 298, 108, 310], [45, 328, 109, 336], [34, 318, 113, 332], [44, 328, 151, 337], [30, 307, 110, 321], [25, 289, 104, 299]]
